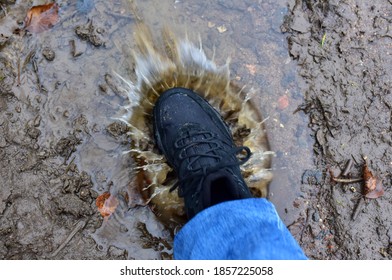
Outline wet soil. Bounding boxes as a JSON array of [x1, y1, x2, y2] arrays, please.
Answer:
[[283, 0, 392, 259], [0, 0, 391, 260]]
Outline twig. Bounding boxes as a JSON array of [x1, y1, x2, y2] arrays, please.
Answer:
[[342, 159, 353, 177], [23, 50, 36, 69], [315, 96, 334, 137], [17, 57, 21, 86], [0, 4, 7, 16], [332, 177, 363, 183], [65, 156, 76, 173], [300, 208, 310, 243], [351, 198, 365, 221], [31, 58, 43, 92], [50, 219, 87, 258]]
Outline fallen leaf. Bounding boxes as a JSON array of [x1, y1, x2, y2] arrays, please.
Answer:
[[24, 3, 59, 33], [278, 95, 289, 110], [363, 161, 384, 199], [96, 192, 119, 217], [363, 162, 376, 195], [365, 182, 384, 199]]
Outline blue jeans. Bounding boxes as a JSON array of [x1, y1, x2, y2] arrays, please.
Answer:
[[174, 198, 307, 259]]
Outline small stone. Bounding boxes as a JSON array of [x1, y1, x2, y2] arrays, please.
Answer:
[[208, 21, 215, 28], [312, 211, 320, 222], [96, 27, 104, 34], [0, 34, 10, 47], [69, 39, 86, 57], [55, 81, 62, 90], [27, 127, 41, 139], [42, 47, 55, 61], [217, 25, 227, 33], [79, 187, 90, 200], [34, 115, 41, 127], [0, 136, 7, 148], [99, 84, 108, 93]]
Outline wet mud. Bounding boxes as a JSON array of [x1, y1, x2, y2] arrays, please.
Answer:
[[0, 0, 390, 260], [283, 0, 392, 259]]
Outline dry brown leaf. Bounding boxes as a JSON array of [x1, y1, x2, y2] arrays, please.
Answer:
[[363, 162, 376, 195], [96, 192, 119, 217], [363, 162, 384, 199], [24, 3, 59, 33]]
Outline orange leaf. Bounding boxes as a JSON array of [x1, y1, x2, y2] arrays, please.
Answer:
[[24, 3, 59, 33], [363, 163, 376, 195], [96, 192, 119, 217], [363, 162, 384, 199]]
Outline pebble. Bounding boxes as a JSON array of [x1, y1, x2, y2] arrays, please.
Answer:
[[312, 211, 320, 222], [34, 115, 41, 127], [42, 47, 55, 61], [0, 136, 7, 148]]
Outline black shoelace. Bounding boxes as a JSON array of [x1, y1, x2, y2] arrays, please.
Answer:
[[169, 129, 251, 199]]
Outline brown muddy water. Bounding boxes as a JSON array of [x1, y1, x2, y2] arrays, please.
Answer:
[[1, 0, 390, 260]]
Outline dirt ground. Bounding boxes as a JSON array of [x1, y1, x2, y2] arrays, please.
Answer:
[[0, 0, 391, 260], [283, 0, 392, 259]]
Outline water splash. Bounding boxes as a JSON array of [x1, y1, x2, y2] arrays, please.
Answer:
[[116, 25, 273, 225]]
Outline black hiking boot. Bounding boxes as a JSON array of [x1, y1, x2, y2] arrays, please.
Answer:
[[153, 87, 253, 219]]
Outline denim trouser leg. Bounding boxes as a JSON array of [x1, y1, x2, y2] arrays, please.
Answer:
[[174, 198, 307, 259]]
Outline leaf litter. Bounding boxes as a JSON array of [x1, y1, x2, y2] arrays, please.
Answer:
[[363, 160, 384, 199], [24, 3, 59, 33], [96, 192, 119, 218]]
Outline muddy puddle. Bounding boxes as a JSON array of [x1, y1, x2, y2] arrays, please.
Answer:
[[1, 0, 390, 260]]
